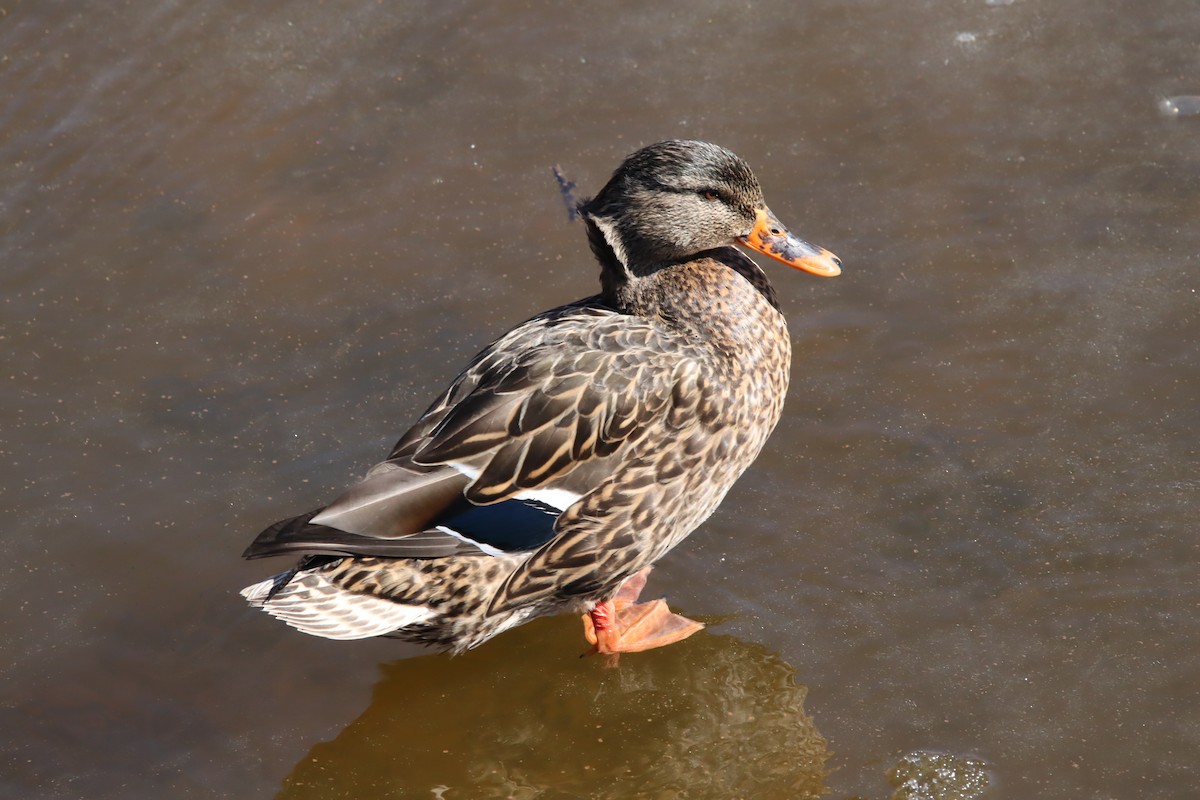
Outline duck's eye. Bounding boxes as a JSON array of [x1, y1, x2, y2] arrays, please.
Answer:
[[701, 189, 721, 202]]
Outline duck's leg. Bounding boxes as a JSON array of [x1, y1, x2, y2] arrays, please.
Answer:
[[581, 567, 704, 655]]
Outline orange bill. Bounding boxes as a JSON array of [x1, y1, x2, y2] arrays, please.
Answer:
[[738, 207, 841, 277]]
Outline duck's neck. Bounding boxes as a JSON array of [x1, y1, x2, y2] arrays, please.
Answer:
[[618, 251, 788, 368]]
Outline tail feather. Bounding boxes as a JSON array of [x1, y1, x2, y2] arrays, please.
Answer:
[[241, 569, 435, 641]]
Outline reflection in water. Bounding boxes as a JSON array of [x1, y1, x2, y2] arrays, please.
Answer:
[[275, 619, 826, 799]]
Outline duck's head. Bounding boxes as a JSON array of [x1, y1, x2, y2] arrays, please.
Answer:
[[580, 140, 841, 279]]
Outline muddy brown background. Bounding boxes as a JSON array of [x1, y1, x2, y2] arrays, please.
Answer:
[[2, 2, 1197, 797]]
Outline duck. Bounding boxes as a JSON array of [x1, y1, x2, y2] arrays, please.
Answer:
[[240, 140, 841, 655]]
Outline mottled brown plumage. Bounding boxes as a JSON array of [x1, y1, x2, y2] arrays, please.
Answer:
[[241, 140, 840, 653]]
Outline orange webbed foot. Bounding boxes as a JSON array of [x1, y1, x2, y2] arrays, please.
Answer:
[[581, 567, 704, 657]]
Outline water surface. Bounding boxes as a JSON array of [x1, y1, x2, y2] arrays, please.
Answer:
[[2, 1, 1197, 797]]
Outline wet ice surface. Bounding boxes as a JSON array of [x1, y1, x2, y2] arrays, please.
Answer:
[[1159, 95, 1200, 117], [2, 1, 1198, 798], [889, 752, 991, 800]]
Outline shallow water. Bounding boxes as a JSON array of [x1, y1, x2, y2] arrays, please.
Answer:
[[2, 1, 1198, 797]]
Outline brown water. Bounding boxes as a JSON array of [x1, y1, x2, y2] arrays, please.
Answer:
[[2, 1, 1197, 798]]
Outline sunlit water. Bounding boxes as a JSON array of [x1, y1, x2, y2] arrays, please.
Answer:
[[2, 1, 1197, 798]]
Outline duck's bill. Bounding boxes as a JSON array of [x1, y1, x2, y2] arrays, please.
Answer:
[[739, 208, 841, 277]]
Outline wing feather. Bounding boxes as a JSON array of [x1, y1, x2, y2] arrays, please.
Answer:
[[402, 302, 700, 506]]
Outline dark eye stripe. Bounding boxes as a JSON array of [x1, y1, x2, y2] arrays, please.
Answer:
[[650, 180, 726, 203]]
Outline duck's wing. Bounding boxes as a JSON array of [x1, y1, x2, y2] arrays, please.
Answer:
[[244, 298, 700, 562], [241, 462, 479, 559], [394, 301, 693, 504]]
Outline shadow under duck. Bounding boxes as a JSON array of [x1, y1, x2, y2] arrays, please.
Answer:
[[241, 140, 841, 655]]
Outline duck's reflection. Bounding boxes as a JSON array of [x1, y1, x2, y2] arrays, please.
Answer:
[[274, 618, 826, 798]]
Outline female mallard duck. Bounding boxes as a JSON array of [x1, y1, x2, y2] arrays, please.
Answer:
[[241, 140, 840, 655]]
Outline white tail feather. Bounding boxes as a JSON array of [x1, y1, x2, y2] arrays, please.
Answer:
[[241, 570, 434, 640]]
